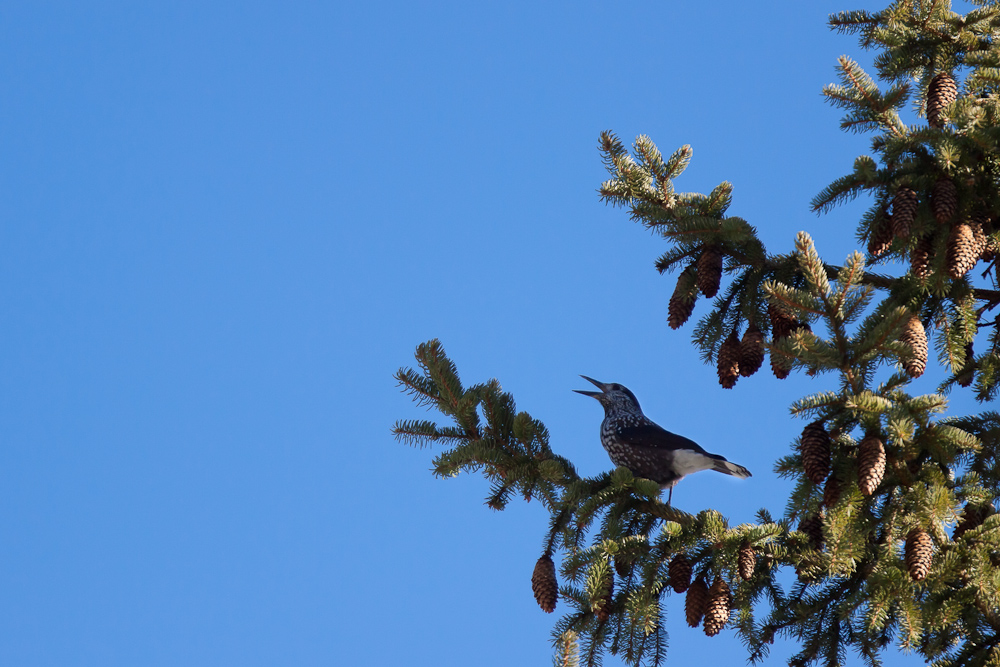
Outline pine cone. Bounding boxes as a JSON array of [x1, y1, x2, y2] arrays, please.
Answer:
[[927, 72, 958, 128], [901, 315, 928, 378], [798, 514, 824, 550], [910, 234, 934, 279], [931, 177, 958, 223], [697, 246, 723, 298], [857, 434, 886, 496], [595, 568, 613, 623], [983, 235, 999, 262], [669, 554, 692, 593], [738, 543, 755, 581], [532, 555, 558, 613], [614, 554, 631, 579], [685, 576, 709, 627], [739, 321, 766, 377], [892, 187, 918, 239], [822, 474, 842, 508], [868, 209, 894, 257], [957, 341, 975, 388], [668, 266, 698, 330], [800, 421, 832, 485], [717, 330, 741, 389], [972, 217, 988, 257], [905, 528, 933, 581], [768, 303, 795, 379], [703, 577, 731, 637], [953, 503, 994, 539], [768, 302, 796, 339], [947, 222, 979, 279], [770, 352, 792, 379]]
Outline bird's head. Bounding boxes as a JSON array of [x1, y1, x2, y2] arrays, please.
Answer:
[[574, 376, 642, 415]]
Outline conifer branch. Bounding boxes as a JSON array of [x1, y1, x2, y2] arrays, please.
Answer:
[[396, 3, 1000, 664]]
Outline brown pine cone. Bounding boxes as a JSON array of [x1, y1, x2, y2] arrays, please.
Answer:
[[892, 187, 919, 239], [822, 474, 842, 508], [685, 576, 709, 627], [738, 543, 755, 581], [697, 246, 723, 298], [768, 302, 796, 339], [868, 209, 894, 257], [983, 235, 999, 262], [905, 528, 933, 581], [595, 567, 613, 622], [669, 554, 692, 593], [947, 222, 979, 279], [770, 353, 792, 379], [614, 554, 631, 579], [532, 555, 558, 613], [717, 330, 741, 389], [953, 503, 994, 539], [931, 177, 958, 223], [703, 577, 731, 637], [901, 315, 928, 378], [668, 266, 698, 330], [927, 72, 958, 128], [957, 341, 975, 388], [739, 321, 766, 377], [910, 235, 934, 279], [972, 217, 988, 258], [798, 514, 824, 550], [857, 434, 886, 496], [800, 421, 832, 485], [768, 304, 796, 379]]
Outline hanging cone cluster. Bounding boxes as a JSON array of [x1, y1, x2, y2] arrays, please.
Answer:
[[668, 266, 698, 330], [910, 235, 934, 279], [717, 329, 741, 389], [927, 72, 958, 128], [669, 554, 692, 593], [697, 246, 723, 298], [595, 568, 614, 623], [953, 503, 994, 539], [823, 474, 842, 508], [799, 514, 824, 550], [685, 577, 709, 627], [905, 529, 933, 581], [931, 177, 958, 223], [857, 434, 886, 496], [868, 210, 894, 257], [769, 303, 796, 379], [957, 341, 976, 388], [947, 222, 980, 279], [739, 321, 765, 377], [703, 577, 731, 637], [738, 543, 755, 581], [532, 555, 558, 613], [901, 315, 928, 378], [892, 187, 918, 239], [800, 421, 832, 484]]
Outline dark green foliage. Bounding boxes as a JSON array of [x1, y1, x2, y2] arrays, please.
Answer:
[[394, 2, 1000, 666]]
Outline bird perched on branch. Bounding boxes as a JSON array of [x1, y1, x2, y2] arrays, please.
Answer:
[[574, 376, 751, 506]]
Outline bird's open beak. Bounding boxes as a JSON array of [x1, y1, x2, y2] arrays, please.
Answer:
[[573, 375, 607, 399]]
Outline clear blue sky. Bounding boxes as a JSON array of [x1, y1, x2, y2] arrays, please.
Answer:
[[0, 1, 967, 665]]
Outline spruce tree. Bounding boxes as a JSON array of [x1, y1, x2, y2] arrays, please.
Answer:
[[394, 2, 1000, 665]]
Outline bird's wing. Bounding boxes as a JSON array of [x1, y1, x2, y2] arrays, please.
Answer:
[[615, 423, 708, 453]]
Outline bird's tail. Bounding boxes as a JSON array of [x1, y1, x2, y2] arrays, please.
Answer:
[[710, 456, 751, 479]]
